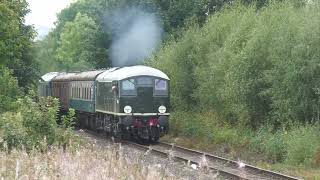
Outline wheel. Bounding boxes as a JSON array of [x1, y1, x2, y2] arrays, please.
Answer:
[[121, 126, 132, 140], [149, 126, 160, 142], [111, 123, 122, 142]]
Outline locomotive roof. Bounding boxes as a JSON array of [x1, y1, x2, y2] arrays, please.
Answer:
[[96, 65, 169, 82], [40, 72, 64, 82]]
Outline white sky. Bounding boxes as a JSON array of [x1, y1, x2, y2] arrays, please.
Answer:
[[25, 0, 72, 39]]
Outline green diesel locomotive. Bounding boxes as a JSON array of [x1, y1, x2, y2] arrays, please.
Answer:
[[38, 65, 170, 141]]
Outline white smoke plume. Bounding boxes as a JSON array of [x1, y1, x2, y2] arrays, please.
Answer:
[[106, 7, 162, 67]]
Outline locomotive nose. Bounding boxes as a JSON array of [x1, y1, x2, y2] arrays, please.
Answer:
[[135, 87, 154, 113]]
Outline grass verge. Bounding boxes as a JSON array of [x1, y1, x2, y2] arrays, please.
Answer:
[[0, 136, 177, 179], [163, 111, 320, 179]]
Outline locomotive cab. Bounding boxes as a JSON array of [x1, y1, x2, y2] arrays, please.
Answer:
[[118, 76, 170, 139], [95, 66, 170, 141]]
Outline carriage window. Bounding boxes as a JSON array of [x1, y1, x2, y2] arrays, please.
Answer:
[[121, 79, 136, 96], [154, 79, 168, 96], [86, 87, 88, 99]]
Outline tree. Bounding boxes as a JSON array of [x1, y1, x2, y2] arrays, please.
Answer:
[[0, 0, 37, 90], [0, 67, 21, 113], [56, 13, 100, 71], [151, 2, 320, 128]]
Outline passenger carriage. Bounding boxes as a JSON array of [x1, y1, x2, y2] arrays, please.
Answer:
[[38, 72, 63, 97], [51, 73, 76, 110]]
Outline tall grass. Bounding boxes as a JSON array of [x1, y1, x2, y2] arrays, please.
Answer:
[[0, 144, 177, 179]]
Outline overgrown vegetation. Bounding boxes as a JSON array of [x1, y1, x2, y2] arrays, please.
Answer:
[[0, 67, 21, 113], [151, 1, 320, 174], [0, 95, 79, 151], [168, 111, 320, 168], [1, 0, 319, 178], [0, 66, 77, 151], [151, 1, 320, 128], [0, 142, 177, 179], [34, 0, 240, 72], [0, 0, 38, 90]]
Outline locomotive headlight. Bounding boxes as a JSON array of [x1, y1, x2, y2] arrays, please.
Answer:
[[124, 106, 132, 114], [158, 106, 166, 114]]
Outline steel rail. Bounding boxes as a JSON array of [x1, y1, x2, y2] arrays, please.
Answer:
[[79, 130, 302, 180], [153, 142, 303, 180], [80, 130, 248, 179], [124, 141, 250, 180]]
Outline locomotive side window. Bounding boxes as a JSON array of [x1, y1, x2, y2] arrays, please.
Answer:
[[121, 79, 136, 96], [154, 79, 168, 96]]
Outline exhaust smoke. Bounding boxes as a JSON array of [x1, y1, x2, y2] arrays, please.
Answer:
[[106, 7, 162, 67]]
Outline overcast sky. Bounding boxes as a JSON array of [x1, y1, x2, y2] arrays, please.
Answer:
[[25, 0, 72, 39]]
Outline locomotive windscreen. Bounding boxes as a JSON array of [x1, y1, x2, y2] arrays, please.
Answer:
[[136, 77, 153, 86]]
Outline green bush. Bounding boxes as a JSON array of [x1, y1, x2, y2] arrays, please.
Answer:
[[57, 108, 77, 150], [170, 111, 251, 148], [0, 67, 21, 113], [285, 124, 320, 167], [0, 96, 59, 150], [0, 96, 78, 151], [170, 111, 199, 136], [0, 112, 27, 150], [169, 111, 320, 166], [250, 127, 287, 162]]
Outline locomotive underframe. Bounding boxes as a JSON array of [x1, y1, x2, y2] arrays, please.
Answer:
[[76, 111, 168, 141]]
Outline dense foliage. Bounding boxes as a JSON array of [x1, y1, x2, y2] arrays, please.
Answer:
[[150, 1, 320, 128], [0, 96, 76, 151], [0, 0, 78, 152], [168, 111, 320, 167], [0, 67, 21, 113], [35, 0, 239, 72], [0, 0, 38, 89], [56, 13, 99, 71], [1, 0, 319, 174]]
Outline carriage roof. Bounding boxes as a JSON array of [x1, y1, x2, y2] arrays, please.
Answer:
[[40, 72, 64, 82], [96, 65, 169, 82], [52, 73, 77, 82], [66, 70, 105, 81], [45, 66, 169, 82]]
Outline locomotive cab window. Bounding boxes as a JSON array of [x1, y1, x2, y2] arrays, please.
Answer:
[[154, 79, 168, 96], [137, 77, 153, 86], [121, 79, 136, 96]]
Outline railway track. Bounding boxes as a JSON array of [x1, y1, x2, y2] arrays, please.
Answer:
[[80, 130, 302, 180], [131, 142, 303, 180]]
